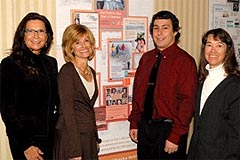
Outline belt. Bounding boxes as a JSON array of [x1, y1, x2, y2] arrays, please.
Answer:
[[145, 118, 172, 124]]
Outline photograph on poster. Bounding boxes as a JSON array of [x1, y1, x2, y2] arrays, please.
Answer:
[[94, 0, 128, 29], [94, 106, 107, 130], [99, 29, 123, 50], [103, 85, 129, 121], [95, 0, 125, 10], [108, 40, 134, 81], [123, 16, 148, 53], [210, 0, 240, 65], [104, 86, 128, 106], [122, 77, 133, 104], [71, 10, 100, 48]]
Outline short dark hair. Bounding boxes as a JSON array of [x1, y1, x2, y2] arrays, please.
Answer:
[[11, 12, 53, 55], [150, 10, 181, 42]]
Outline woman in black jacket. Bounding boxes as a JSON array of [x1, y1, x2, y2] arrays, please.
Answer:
[[188, 28, 240, 159], [1, 12, 59, 160]]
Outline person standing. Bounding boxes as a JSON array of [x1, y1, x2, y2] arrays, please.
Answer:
[[128, 10, 197, 159], [0, 12, 59, 160], [187, 28, 240, 159], [53, 24, 101, 160]]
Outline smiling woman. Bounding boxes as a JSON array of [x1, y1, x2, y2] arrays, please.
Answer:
[[204, 35, 227, 69], [23, 19, 48, 54], [53, 24, 101, 160], [0, 1, 57, 159], [188, 28, 240, 159], [0, 12, 59, 160]]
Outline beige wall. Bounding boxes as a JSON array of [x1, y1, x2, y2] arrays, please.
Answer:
[[0, 0, 209, 159], [0, 0, 56, 60]]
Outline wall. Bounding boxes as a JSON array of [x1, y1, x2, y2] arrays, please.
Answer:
[[0, 0, 209, 159], [0, 0, 56, 60]]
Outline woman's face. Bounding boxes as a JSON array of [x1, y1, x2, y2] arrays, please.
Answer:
[[204, 34, 227, 68], [71, 34, 92, 59], [24, 20, 48, 55]]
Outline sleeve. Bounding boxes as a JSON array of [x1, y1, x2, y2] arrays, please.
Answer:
[[168, 57, 197, 144], [223, 80, 240, 158], [1, 58, 32, 151], [57, 65, 82, 157], [47, 57, 60, 133], [92, 69, 101, 144], [51, 57, 59, 108], [128, 56, 145, 129], [50, 57, 59, 120]]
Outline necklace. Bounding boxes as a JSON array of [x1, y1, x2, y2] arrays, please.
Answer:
[[73, 61, 91, 75], [78, 65, 91, 75]]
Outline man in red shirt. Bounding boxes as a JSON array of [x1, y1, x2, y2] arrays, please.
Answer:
[[128, 10, 197, 159]]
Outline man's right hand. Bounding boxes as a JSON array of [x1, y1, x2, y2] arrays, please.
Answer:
[[129, 129, 138, 143]]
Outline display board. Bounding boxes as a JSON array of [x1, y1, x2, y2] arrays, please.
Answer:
[[209, 0, 240, 63], [56, 0, 154, 159]]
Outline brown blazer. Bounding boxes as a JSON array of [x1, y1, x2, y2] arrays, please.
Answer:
[[54, 62, 99, 159]]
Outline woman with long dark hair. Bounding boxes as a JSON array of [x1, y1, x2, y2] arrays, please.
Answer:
[[1, 12, 59, 159], [188, 28, 240, 159]]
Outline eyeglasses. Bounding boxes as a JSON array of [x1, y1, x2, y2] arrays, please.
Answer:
[[25, 29, 47, 36]]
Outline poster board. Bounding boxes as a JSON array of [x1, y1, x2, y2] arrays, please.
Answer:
[[209, 0, 240, 63], [56, 0, 154, 159]]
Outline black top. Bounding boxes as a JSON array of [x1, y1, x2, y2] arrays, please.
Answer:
[[1, 49, 59, 154]]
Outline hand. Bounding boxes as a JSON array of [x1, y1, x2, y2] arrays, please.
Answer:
[[24, 146, 44, 160], [129, 129, 138, 143], [69, 157, 82, 160], [164, 140, 178, 154]]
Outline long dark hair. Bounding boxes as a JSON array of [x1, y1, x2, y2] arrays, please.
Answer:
[[198, 28, 239, 82], [11, 12, 53, 56]]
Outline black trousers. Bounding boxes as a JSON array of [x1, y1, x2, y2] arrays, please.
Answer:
[[137, 119, 188, 160]]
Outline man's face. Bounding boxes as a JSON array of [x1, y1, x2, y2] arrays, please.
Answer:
[[152, 19, 176, 51]]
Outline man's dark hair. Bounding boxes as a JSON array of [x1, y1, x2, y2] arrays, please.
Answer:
[[150, 10, 181, 42]]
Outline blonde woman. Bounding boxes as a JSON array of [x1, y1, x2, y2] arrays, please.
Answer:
[[53, 24, 101, 160]]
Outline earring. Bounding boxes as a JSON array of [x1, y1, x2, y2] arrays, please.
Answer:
[[71, 49, 75, 56], [45, 43, 47, 47]]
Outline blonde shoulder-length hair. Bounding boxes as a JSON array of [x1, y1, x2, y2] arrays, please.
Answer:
[[62, 24, 96, 62]]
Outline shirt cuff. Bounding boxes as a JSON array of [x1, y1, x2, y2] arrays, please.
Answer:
[[129, 121, 138, 129], [167, 132, 181, 145]]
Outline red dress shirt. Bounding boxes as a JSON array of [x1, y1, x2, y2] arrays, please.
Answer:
[[128, 43, 197, 144]]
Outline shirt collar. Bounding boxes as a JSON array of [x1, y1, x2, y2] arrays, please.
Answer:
[[155, 43, 178, 58], [205, 63, 227, 77]]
